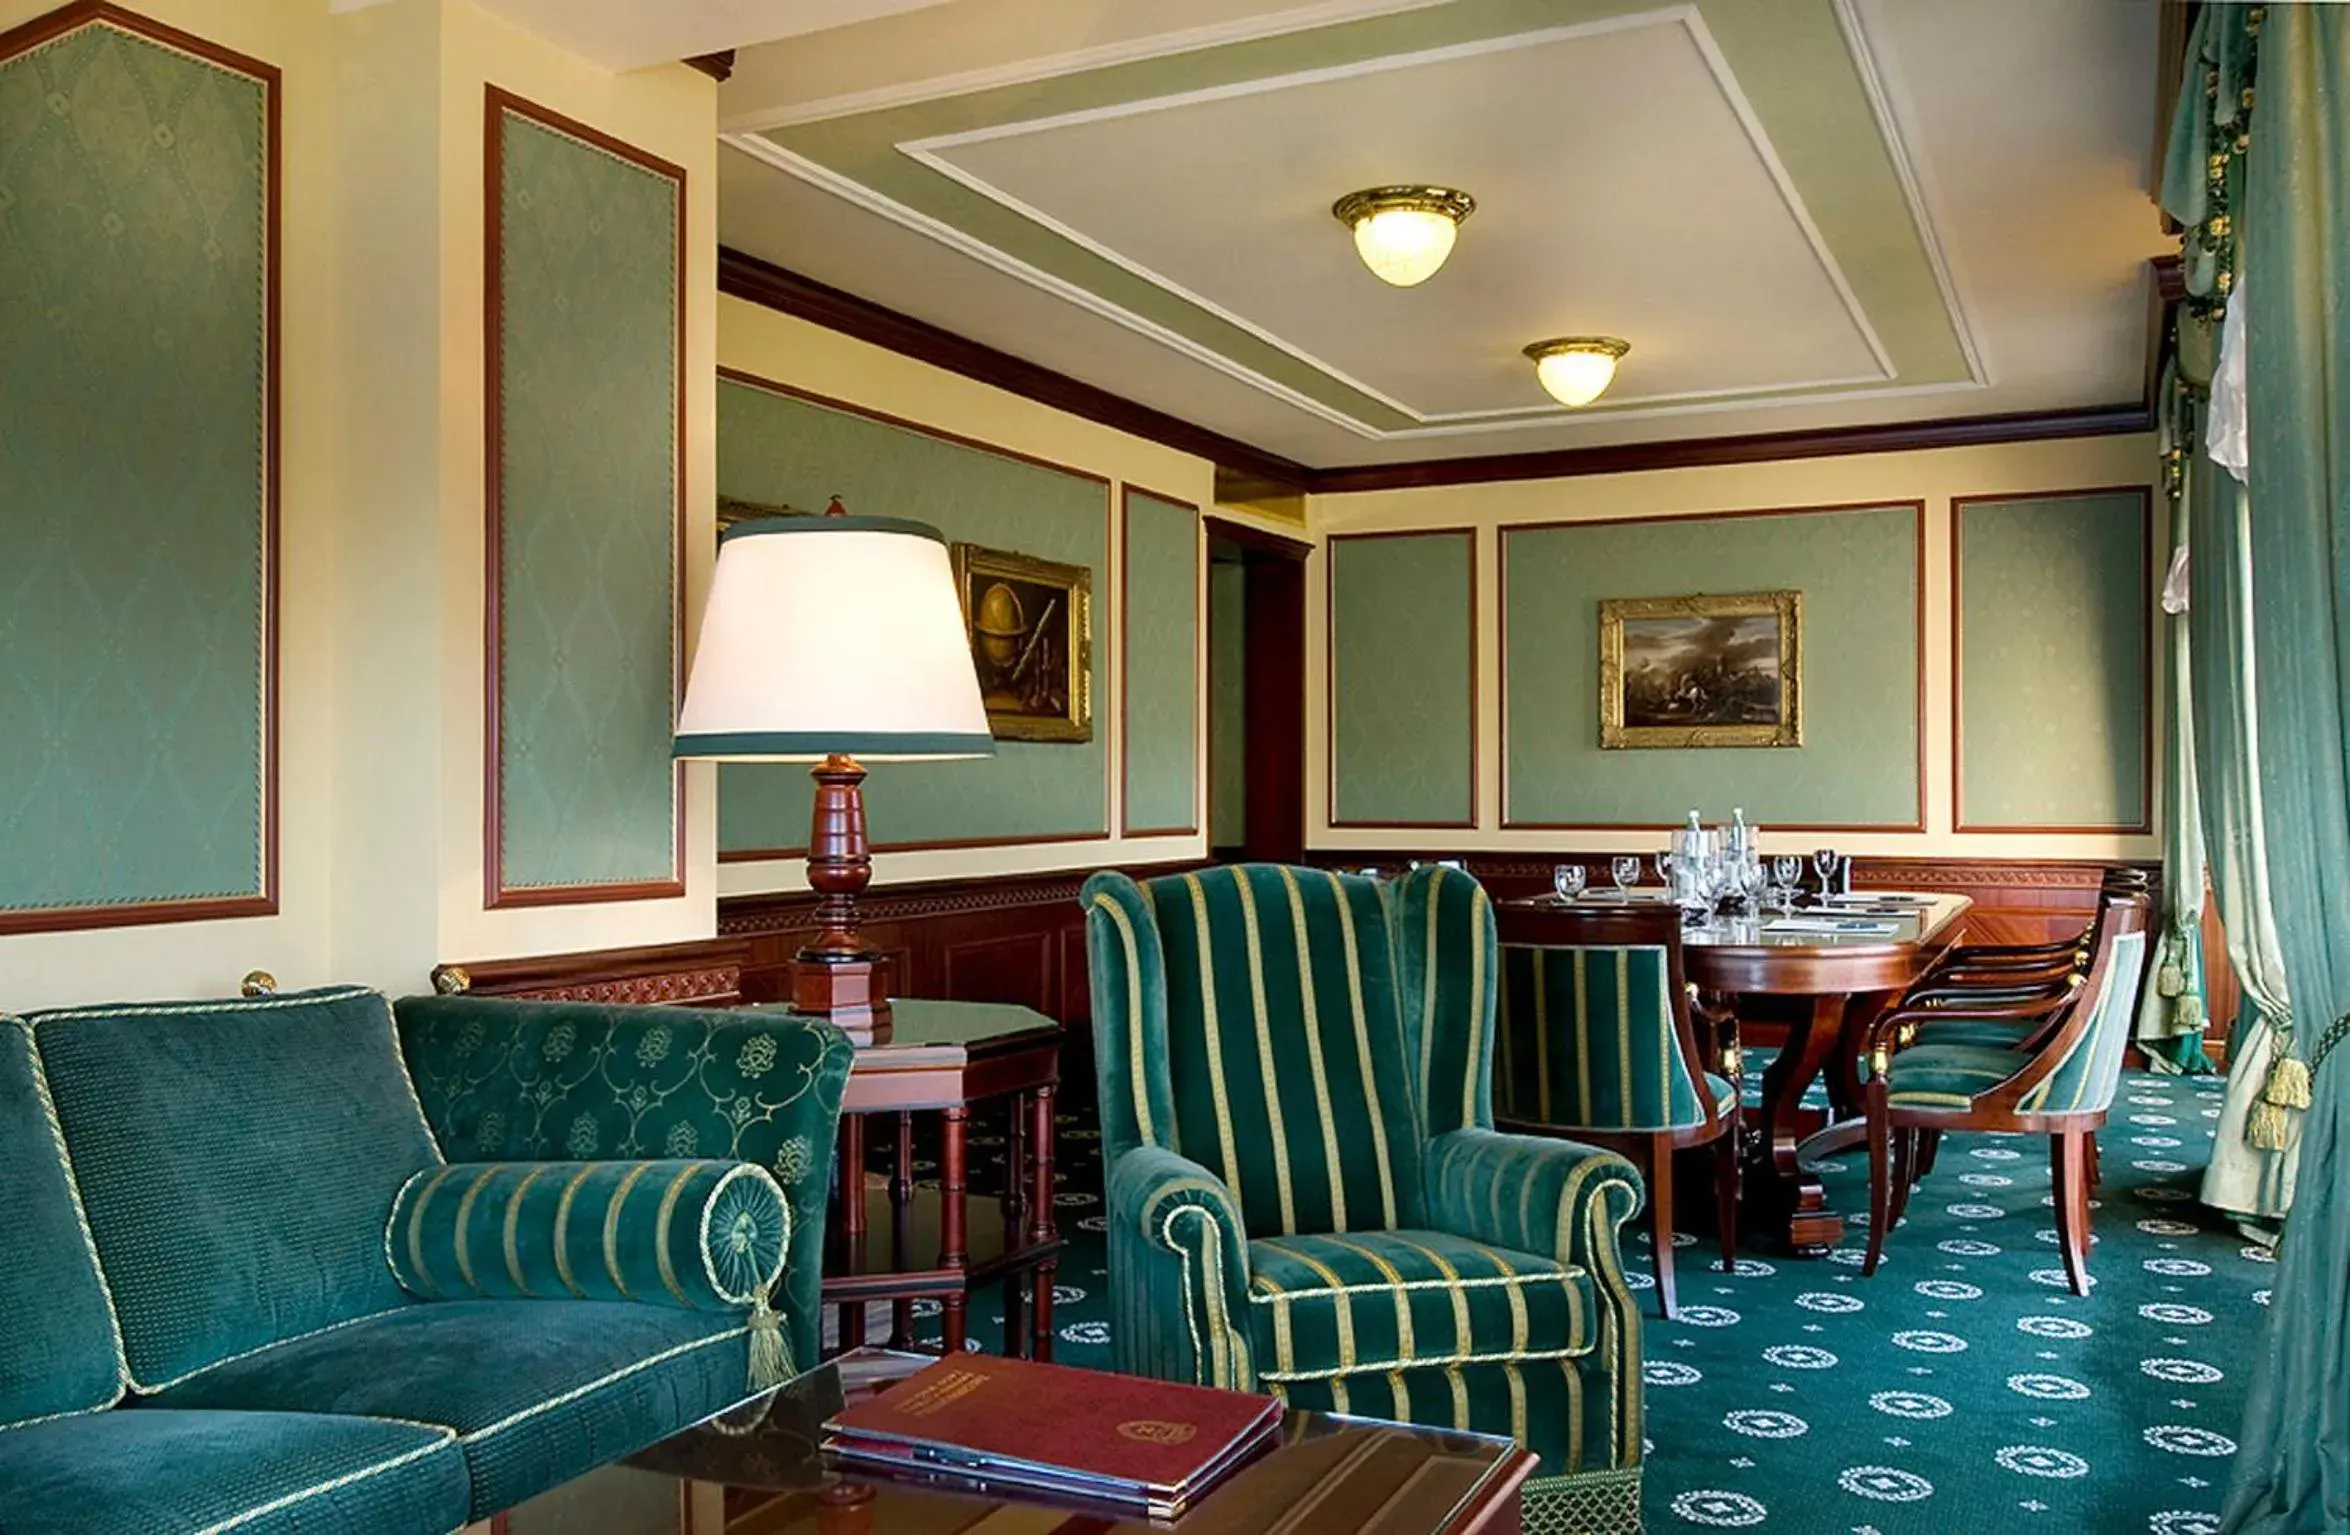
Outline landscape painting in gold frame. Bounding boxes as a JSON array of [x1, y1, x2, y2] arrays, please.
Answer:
[[1599, 590, 1803, 749], [951, 543, 1093, 743]]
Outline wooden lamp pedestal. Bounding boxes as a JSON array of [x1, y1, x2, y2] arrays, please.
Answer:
[[793, 753, 892, 1045]]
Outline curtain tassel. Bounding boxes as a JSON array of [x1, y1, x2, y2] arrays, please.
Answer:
[[2245, 1098, 2291, 1151], [747, 1293, 791, 1391], [2263, 1052, 2314, 1110], [2157, 961, 2186, 999]]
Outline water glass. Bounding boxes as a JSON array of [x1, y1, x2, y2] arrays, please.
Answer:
[[1553, 864, 1587, 902], [1812, 847, 1841, 895], [1611, 855, 1642, 895], [1773, 855, 1803, 912]]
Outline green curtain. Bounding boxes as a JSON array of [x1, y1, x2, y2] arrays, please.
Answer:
[[2218, 7, 2350, 1531], [2138, 379, 2213, 1075]]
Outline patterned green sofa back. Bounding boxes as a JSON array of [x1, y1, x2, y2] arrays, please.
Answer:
[[394, 996, 852, 1369]]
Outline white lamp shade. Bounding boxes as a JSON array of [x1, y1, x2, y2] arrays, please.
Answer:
[[1351, 207, 1459, 287], [1532, 346, 1623, 408], [673, 515, 994, 761]]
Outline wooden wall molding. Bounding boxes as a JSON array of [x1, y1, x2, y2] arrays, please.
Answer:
[[712, 365, 1116, 862], [1949, 485, 2157, 836], [0, 1, 281, 937], [1119, 485, 1203, 840], [1325, 528, 1480, 831], [1493, 500, 1929, 835], [431, 937, 752, 1007], [720, 247, 2152, 498], [484, 87, 688, 909]]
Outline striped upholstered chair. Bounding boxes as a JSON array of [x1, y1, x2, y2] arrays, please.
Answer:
[[1494, 904, 1740, 1319], [1860, 889, 2152, 1294], [1083, 863, 1646, 1534]]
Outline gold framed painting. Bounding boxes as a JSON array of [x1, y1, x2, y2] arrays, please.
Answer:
[[951, 543, 1093, 743], [1599, 590, 1803, 749]]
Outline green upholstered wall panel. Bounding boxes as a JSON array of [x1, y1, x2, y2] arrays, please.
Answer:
[[1121, 490, 1197, 836], [1209, 561, 1247, 848], [0, 17, 273, 925], [490, 98, 682, 897], [716, 377, 1111, 853], [1502, 505, 1921, 828], [1329, 531, 1475, 827], [1955, 490, 2151, 830]]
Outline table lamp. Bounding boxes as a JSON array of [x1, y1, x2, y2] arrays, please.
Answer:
[[674, 501, 994, 1043]]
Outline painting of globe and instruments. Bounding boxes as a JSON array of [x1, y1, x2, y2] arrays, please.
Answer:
[[1597, 589, 1803, 749], [951, 543, 1094, 743]]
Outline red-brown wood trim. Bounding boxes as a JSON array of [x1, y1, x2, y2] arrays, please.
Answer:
[[1950, 486, 2158, 836], [683, 49, 734, 81], [1119, 485, 1203, 840], [0, 3, 281, 937], [1325, 528, 1479, 831], [718, 365, 1112, 489], [711, 364, 1117, 857], [1311, 406, 2153, 495], [1204, 514, 1313, 561], [484, 86, 689, 909], [1493, 499, 1930, 834], [717, 246, 1312, 491]]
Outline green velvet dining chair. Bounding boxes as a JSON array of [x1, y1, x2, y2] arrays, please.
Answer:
[[1083, 863, 1647, 1534], [1493, 904, 1741, 1319], [1859, 889, 2152, 1294]]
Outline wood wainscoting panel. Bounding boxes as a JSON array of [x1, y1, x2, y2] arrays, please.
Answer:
[[430, 937, 750, 1006]]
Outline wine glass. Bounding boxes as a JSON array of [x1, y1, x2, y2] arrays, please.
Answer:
[[1812, 847, 1841, 898], [1611, 855, 1642, 896], [1772, 855, 1803, 913], [1552, 864, 1587, 903]]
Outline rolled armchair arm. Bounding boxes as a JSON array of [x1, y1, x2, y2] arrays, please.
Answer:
[[1106, 1146, 1255, 1389], [1422, 1128, 1642, 1271], [388, 1159, 793, 1380]]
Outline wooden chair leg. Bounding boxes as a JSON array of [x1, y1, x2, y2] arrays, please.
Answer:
[[2085, 1131, 2102, 1190], [1648, 1134, 1678, 1320], [1915, 1128, 1942, 1178], [1713, 1123, 1739, 1273], [1887, 1127, 1919, 1233], [2052, 1129, 2094, 1295], [1863, 1090, 1891, 1277]]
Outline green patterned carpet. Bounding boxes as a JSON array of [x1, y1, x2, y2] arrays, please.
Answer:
[[908, 1064, 2257, 1534]]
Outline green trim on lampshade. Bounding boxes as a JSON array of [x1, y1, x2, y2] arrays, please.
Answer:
[[671, 729, 995, 761], [719, 514, 946, 544]]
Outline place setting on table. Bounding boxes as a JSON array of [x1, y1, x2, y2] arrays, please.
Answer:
[[1498, 811, 1972, 1258]]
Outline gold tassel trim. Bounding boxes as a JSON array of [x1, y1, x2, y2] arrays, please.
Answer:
[[2245, 1098, 2292, 1152], [2157, 962, 2185, 999], [748, 1293, 791, 1391], [2263, 1053, 2314, 1111]]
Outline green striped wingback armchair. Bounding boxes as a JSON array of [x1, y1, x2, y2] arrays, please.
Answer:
[[1082, 863, 1645, 1533]]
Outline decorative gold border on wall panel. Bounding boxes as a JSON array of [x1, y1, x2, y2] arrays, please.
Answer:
[[1119, 484, 1203, 839], [0, 2, 281, 936], [1495, 500, 1929, 834], [712, 366, 1116, 862], [482, 86, 689, 910], [1950, 484, 2156, 835], [1325, 527, 1480, 831]]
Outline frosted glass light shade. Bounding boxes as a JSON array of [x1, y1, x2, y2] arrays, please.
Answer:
[[1526, 337, 1630, 408], [1332, 186, 1475, 288], [673, 516, 994, 761]]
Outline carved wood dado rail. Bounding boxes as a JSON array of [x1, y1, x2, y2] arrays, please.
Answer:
[[420, 851, 2230, 1061]]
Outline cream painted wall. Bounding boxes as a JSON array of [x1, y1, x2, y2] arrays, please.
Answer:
[[714, 295, 1298, 897], [1, 0, 718, 1010], [1306, 432, 2165, 864]]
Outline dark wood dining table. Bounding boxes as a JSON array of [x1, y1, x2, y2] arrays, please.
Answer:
[[1497, 892, 1971, 1257]]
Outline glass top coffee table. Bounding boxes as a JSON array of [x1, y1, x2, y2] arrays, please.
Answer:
[[509, 1349, 1534, 1535]]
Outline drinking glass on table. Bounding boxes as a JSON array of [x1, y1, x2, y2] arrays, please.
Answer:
[[1812, 847, 1841, 898], [1611, 855, 1642, 896], [1553, 864, 1587, 903], [1773, 855, 1803, 913]]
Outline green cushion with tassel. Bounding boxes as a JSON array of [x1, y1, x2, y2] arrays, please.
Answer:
[[387, 1159, 791, 1386]]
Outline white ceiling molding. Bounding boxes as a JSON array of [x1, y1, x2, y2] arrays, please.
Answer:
[[1834, 0, 1993, 387], [720, 0, 1461, 134], [718, 132, 1389, 438]]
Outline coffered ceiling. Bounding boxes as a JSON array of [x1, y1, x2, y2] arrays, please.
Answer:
[[712, 0, 2170, 468]]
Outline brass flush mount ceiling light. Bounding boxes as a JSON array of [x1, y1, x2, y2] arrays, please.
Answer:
[[1524, 336, 1631, 407], [1332, 185, 1476, 287]]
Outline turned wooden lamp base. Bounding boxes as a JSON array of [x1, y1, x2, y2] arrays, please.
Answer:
[[794, 753, 893, 1046]]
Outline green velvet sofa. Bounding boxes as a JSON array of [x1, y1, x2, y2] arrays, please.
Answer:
[[1083, 863, 1647, 1535], [0, 986, 852, 1535]]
